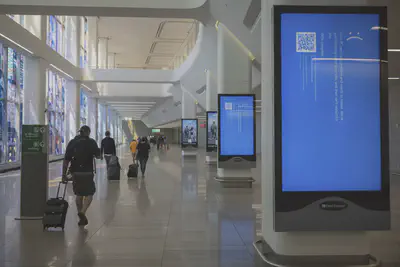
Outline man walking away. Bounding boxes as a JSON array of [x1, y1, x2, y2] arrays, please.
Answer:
[[101, 131, 116, 168], [130, 138, 138, 162], [136, 137, 151, 178], [62, 125, 100, 226]]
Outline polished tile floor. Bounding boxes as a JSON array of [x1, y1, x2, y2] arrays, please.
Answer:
[[0, 145, 399, 267]]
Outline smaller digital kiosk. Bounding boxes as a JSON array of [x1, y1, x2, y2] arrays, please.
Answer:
[[274, 5, 390, 232], [217, 94, 256, 169], [181, 119, 198, 157], [206, 111, 218, 164]]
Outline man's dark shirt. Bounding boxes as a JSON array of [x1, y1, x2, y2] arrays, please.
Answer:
[[137, 142, 151, 159], [101, 137, 116, 155], [65, 136, 100, 173]]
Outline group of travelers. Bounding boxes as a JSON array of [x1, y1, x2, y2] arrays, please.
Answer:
[[61, 125, 152, 227]]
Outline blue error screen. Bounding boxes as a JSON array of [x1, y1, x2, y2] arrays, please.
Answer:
[[281, 13, 382, 192], [220, 95, 254, 156]]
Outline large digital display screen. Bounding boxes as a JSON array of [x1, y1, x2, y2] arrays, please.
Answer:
[[219, 95, 255, 156], [206, 112, 217, 152], [181, 119, 198, 146], [280, 12, 382, 192]]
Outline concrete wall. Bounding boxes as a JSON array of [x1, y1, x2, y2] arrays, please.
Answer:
[[133, 120, 151, 138]]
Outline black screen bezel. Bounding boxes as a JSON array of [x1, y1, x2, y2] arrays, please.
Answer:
[[218, 94, 257, 162], [274, 5, 390, 212], [206, 111, 218, 152], [181, 119, 198, 148]]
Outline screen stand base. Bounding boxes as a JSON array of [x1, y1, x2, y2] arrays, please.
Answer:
[[181, 149, 197, 158], [253, 239, 380, 267], [205, 154, 217, 165], [215, 168, 254, 188]]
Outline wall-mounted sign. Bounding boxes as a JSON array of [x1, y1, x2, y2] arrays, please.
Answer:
[[152, 129, 161, 133]]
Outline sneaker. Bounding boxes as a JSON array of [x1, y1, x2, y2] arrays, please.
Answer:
[[78, 212, 89, 226], [77, 212, 85, 226]]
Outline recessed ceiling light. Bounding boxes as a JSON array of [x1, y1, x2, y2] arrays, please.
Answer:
[[388, 77, 400, 80], [388, 49, 400, 52]]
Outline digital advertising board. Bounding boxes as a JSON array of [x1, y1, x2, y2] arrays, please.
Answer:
[[206, 111, 218, 152], [218, 94, 256, 168], [181, 119, 198, 148], [274, 5, 390, 231]]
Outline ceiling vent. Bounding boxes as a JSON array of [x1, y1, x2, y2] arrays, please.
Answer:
[[174, 101, 182, 107], [243, 0, 261, 30]]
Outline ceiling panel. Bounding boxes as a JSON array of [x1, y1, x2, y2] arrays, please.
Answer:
[[99, 17, 196, 69], [157, 21, 195, 40], [146, 55, 174, 65], [151, 41, 183, 55]]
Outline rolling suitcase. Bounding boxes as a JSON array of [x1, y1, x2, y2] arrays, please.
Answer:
[[43, 182, 69, 231], [107, 155, 121, 180], [127, 161, 138, 178]]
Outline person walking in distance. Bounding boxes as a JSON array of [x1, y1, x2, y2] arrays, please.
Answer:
[[101, 131, 116, 168], [62, 125, 100, 226], [136, 137, 151, 178], [130, 138, 138, 162]]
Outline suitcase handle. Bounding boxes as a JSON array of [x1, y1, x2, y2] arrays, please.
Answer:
[[56, 182, 67, 200]]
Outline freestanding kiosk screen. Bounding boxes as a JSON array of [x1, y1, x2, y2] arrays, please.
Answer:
[[206, 112, 218, 152], [219, 95, 255, 156], [181, 119, 198, 147], [274, 6, 389, 231]]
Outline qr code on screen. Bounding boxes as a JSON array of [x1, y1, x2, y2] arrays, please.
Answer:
[[225, 102, 232, 110], [296, 32, 317, 53]]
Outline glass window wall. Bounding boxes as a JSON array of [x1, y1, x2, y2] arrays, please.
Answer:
[[80, 17, 88, 68], [47, 70, 66, 155], [80, 90, 88, 126], [47, 15, 66, 58], [0, 44, 5, 164]]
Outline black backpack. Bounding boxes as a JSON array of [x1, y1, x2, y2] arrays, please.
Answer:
[[70, 137, 94, 172]]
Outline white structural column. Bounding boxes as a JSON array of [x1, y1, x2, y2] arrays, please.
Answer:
[[205, 70, 217, 164], [259, 0, 368, 259], [87, 17, 98, 68], [216, 23, 252, 180], [24, 57, 47, 125], [98, 38, 108, 69]]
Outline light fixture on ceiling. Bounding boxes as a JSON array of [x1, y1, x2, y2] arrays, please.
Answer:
[[81, 84, 92, 92], [0, 33, 33, 55], [388, 49, 400, 52], [388, 77, 400, 80], [50, 64, 73, 79]]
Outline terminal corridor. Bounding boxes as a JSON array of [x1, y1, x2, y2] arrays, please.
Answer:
[[0, 146, 264, 267]]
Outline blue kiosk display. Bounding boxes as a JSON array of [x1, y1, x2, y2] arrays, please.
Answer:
[[206, 111, 218, 152], [218, 94, 256, 168], [274, 6, 390, 231], [181, 119, 198, 148]]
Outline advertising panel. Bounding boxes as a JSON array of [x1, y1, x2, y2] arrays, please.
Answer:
[[181, 119, 198, 148], [218, 94, 256, 168], [274, 6, 389, 231], [206, 111, 217, 152]]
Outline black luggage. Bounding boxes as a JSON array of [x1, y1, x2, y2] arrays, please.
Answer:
[[43, 182, 69, 231], [127, 162, 138, 178], [107, 155, 121, 180]]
